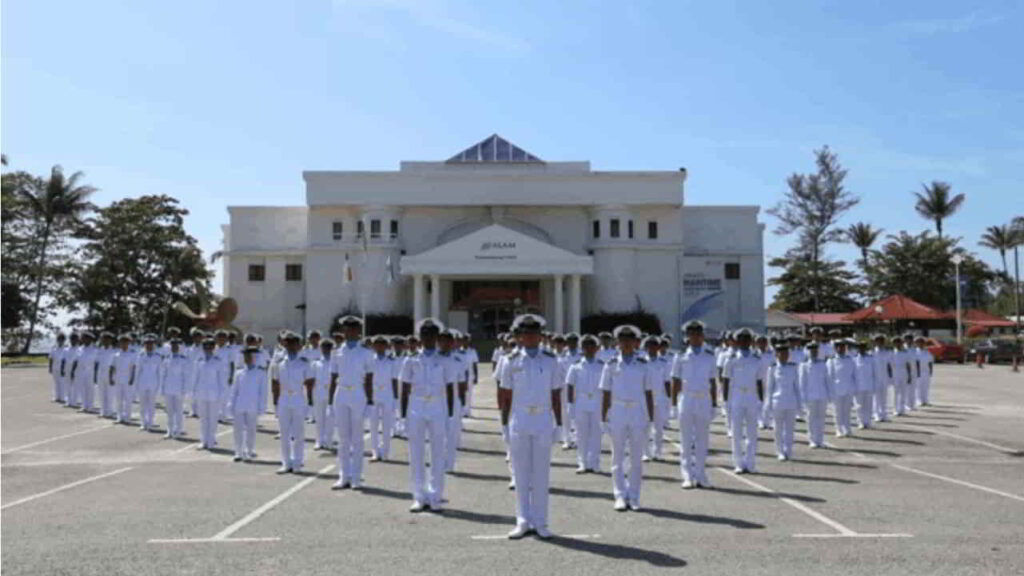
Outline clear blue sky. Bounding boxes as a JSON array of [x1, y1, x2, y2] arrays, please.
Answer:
[[4, 0, 1022, 304]]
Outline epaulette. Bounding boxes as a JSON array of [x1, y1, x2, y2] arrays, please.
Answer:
[[542, 350, 556, 358], [299, 357, 309, 362], [257, 366, 266, 371], [636, 357, 648, 364]]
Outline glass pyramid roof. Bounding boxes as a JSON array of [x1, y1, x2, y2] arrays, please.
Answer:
[[446, 134, 544, 164]]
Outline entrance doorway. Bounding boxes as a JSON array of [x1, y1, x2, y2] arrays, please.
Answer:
[[451, 280, 541, 339]]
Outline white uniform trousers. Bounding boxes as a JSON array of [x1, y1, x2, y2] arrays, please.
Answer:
[[52, 371, 64, 402], [277, 404, 307, 469], [760, 396, 775, 429], [833, 394, 853, 436], [574, 409, 602, 471], [647, 402, 669, 459], [609, 420, 646, 503], [60, 374, 72, 403], [334, 403, 365, 484], [893, 379, 906, 416], [233, 411, 258, 457], [446, 399, 462, 471], [164, 394, 184, 436], [116, 383, 135, 422], [558, 388, 572, 446], [77, 376, 95, 411], [99, 382, 116, 417], [407, 414, 446, 506], [805, 399, 828, 447], [904, 380, 917, 412], [679, 409, 711, 484], [369, 401, 394, 459], [139, 388, 158, 429], [190, 395, 199, 417], [855, 391, 874, 428], [729, 404, 759, 471], [219, 388, 233, 422], [463, 382, 474, 418], [313, 398, 332, 447], [197, 399, 219, 448], [502, 425, 515, 481], [772, 408, 797, 459], [918, 376, 931, 406], [509, 429, 553, 529], [874, 383, 890, 421]]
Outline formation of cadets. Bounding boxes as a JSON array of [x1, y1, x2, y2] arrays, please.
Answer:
[[45, 315, 935, 540]]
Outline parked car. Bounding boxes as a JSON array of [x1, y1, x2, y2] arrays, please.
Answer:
[[967, 339, 1021, 364], [925, 338, 965, 363]]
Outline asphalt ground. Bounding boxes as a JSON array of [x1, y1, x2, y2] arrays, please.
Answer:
[[2, 363, 1022, 576]]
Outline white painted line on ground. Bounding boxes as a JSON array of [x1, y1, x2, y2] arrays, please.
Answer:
[[715, 467, 859, 537], [170, 428, 234, 454], [793, 533, 913, 538], [147, 537, 281, 544], [896, 424, 1023, 455], [889, 464, 1024, 503], [2, 425, 111, 454], [1, 467, 134, 510], [471, 533, 600, 541]]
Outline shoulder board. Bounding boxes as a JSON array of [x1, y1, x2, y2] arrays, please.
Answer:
[[299, 357, 308, 362], [636, 357, 648, 364], [542, 350, 556, 357], [257, 366, 266, 371], [509, 350, 524, 359], [704, 349, 714, 355]]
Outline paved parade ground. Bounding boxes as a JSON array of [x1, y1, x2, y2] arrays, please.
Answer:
[[2, 363, 1022, 576]]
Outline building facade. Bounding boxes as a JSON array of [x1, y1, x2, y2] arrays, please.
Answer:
[[221, 135, 765, 342]]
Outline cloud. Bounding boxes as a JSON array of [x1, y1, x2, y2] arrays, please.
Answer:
[[893, 12, 1004, 36], [332, 0, 530, 53]]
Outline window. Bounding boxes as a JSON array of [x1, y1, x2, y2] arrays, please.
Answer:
[[390, 219, 399, 238], [370, 219, 381, 238], [332, 221, 343, 241], [592, 220, 600, 239], [610, 219, 620, 238], [648, 221, 658, 239], [248, 264, 265, 282], [725, 262, 741, 279], [628, 220, 634, 239], [357, 220, 365, 238], [285, 264, 303, 281]]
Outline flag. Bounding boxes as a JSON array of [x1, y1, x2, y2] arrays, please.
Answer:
[[343, 253, 353, 285], [361, 222, 369, 263], [385, 254, 395, 286]]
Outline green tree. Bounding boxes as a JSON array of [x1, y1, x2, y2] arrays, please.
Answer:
[[914, 181, 965, 238], [68, 195, 212, 335], [978, 224, 1014, 279], [12, 165, 95, 353], [768, 256, 861, 312], [767, 146, 859, 311], [845, 222, 883, 263]]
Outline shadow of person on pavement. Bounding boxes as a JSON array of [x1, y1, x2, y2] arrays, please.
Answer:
[[541, 536, 687, 567]]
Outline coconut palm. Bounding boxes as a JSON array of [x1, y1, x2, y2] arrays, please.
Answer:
[[846, 222, 883, 261], [979, 224, 1014, 278], [19, 165, 96, 353], [914, 181, 964, 238]]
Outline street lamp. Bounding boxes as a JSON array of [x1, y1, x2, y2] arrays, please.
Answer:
[[952, 254, 964, 345]]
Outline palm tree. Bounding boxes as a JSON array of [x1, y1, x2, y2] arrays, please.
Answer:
[[20, 165, 96, 353], [914, 181, 965, 238], [979, 224, 1013, 278], [846, 222, 883, 262]]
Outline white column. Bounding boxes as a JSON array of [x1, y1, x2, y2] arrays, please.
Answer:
[[430, 274, 441, 319], [553, 274, 565, 333], [413, 274, 424, 324], [570, 274, 582, 333]]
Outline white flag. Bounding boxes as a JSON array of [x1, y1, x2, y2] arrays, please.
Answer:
[[385, 254, 395, 286], [343, 253, 353, 285]]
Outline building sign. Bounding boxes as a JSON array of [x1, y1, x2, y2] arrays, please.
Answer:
[[679, 257, 726, 333], [476, 241, 517, 261]]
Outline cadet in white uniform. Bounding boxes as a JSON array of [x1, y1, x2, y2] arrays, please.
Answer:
[[329, 317, 374, 489], [756, 335, 776, 430], [600, 325, 655, 511], [672, 321, 718, 488], [95, 332, 117, 418], [596, 332, 617, 363], [716, 331, 735, 437], [193, 338, 227, 449], [765, 344, 801, 460], [721, 328, 764, 473], [440, 329, 468, 472], [69, 331, 98, 412], [852, 341, 876, 429], [643, 336, 672, 461], [872, 335, 894, 422], [891, 336, 914, 416], [111, 334, 137, 424], [914, 336, 934, 407], [186, 328, 205, 417], [566, 334, 604, 473], [368, 335, 397, 461], [401, 318, 456, 512], [499, 314, 561, 539], [160, 338, 192, 438], [828, 339, 856, 437], [799, 343, 831, 448], [48, 333, 68, 403], [232, 347, 267, 462], [459, 334, 479, 418], [272, 332, 314, 474], [134, 335, 163, 432], [311, 339, 335, 450]]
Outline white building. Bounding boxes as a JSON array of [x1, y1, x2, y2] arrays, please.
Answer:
[[221, 135, 764, 342]]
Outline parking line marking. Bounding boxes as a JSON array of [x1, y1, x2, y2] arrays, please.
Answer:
[[895, 425, 1023, 455], [1, 467, 134, 510], [889, 464, 1024, 503], [2, 425, 111, 454], [793, 533, 914, 538], [148, 537, 281, 544], [471, 533, 600, 541], [715, 467, 859, 536]]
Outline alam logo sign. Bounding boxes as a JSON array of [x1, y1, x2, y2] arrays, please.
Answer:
[[477, 240, 517, 260]]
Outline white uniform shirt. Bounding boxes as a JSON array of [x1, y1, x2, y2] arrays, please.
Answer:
[[672, 344, 717, 414], [111, 349, 137, 386], [892, 349, 914, 386], [499, 349, 561, 433], [827, 354, 857, 397], [72, 346, 98, 383], [789, 347, 807, 365], [649, 355, 672, 406], [817, 341, 835, 359], [95, 347, 116, 386], [271, 355, 313, 408], [401, 349, 457, 419], [853, 352, 877, 393], [722, 349, 763, 408], [135, 351, 164, 391], [596, 347, 618, 364], [915, 348, 934, 382], [160, 352, 193, 396], [799, 358, 831, 401], [766, 362, 802, 411], [565, 357, 604, 413], [192, 353, 228, 402], [370, 354, 397, 405], [330, 343, 373, 406], [599, 354, 652, 423], [462, 347, 480, 382], [873, 348, 894, 385], [232, 365, 268, 414], [312, 358, 333, 403]]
